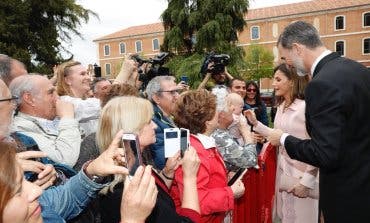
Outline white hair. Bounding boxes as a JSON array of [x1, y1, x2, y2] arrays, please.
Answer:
[[145, 75, 176, 101], [9, 74, 42, 107]]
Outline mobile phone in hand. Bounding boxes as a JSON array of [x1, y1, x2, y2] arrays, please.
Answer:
[[228, 168, 248, 186], [122, 133, 142, 176], [180, 128, 190, 157], [180, 75, 189, 85], [164, 128, 181, 158]]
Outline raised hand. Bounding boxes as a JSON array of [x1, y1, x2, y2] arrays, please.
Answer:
[[267, 129, 284, 146], [86, 130, 128, 177], [181, 146, 200, 179], [243, 109, 258, 126], [120, 165, 157, 222]]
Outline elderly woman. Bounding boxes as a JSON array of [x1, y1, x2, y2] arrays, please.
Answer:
[[97, 96, 201, 223], [171, 90, 245, 223], [56, 60, 101, 137]]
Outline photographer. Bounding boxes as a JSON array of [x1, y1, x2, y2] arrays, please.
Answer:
[[197, 54, 234, 104]]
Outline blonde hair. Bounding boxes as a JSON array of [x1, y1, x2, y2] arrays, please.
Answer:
[[96, 96, 153, 193], [56, 60, 81, 96]]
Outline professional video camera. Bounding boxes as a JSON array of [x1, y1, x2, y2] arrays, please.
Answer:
[[200, 52, 230, 77], [131, 52, 170, 90]]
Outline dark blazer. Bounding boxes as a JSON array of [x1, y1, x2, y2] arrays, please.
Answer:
[[284, 52, 370, 223]]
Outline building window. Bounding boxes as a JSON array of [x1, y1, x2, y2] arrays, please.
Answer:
[[335, 41, 345, 56], [335, 16, 345, 30], [250, 26, 260, 40], [272, 23, 278, 38], [313, 18, 320, 32], [364, 12, 370, 27], [364, 38, 370, 54], [152, 39, 160, 51], [105, 63, 111, 76], [119, 42, 126, 54], [135, 40, 142, 53], [104, 44, 110, 56]]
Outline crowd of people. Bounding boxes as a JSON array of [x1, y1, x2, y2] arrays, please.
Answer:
[[0, 20, 370, 223]]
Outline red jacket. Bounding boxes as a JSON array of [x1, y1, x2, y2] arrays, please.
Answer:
[[170, 134, 234, 223]]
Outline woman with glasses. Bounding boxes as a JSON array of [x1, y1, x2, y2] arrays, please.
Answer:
[[244, 81, 269, 153]]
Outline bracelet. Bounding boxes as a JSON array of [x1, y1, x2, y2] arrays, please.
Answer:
[[161, 170, 174, 180]]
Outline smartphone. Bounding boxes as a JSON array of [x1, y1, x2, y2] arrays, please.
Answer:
[[164, 128, 181, 158], [180, 75, 189, 84], [180, 128, 190, 157], [122, 133, 142, 176], [228, 168, 248, 186]]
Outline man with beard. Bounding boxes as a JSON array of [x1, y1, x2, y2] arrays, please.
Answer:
[[266, 21, 370, 223]]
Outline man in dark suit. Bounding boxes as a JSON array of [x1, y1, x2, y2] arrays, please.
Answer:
[[268, 21, 370, 222]]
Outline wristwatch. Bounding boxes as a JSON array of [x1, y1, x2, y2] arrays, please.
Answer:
[[82, 160, 113, 184]]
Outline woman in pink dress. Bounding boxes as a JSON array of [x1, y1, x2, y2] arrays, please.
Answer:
[[246, 63, 319, 223]]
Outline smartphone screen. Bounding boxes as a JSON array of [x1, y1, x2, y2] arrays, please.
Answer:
[[181, 75, 189, 84], [180, 128, 189, 157], [122, 133, 142, 176]]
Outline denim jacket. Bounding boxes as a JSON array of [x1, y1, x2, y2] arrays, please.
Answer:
[[150, 103, 176, 170], [39, 169, 106, 223]]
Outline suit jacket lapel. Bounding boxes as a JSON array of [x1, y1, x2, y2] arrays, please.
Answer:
[[312, 52, 340, 77]]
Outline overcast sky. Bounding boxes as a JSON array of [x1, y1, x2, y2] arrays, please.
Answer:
[[67, 0, 307, 65]]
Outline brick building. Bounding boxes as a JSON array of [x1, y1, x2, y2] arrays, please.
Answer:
[[94, 0, 370, 83]]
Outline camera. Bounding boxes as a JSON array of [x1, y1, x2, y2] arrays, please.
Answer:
[[131, 52, 171, 90], [200, 52, 230, 77]]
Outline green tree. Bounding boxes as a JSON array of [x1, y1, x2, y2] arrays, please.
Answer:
[[160, 0, 250, 87], [161, 0, 249, 54], [243, 44, 274, 80], [0, 0, 96, 74]]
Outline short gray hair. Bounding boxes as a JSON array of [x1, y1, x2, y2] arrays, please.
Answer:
[[277, 21, 323, 49], [0, 54, 11, 81], [9, 74, 41, 107], [145, 75, 175, 101]]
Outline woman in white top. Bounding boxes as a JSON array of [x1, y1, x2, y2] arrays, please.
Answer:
[[56, 61, 101, 137]]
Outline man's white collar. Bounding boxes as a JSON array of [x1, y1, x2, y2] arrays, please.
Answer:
[[311, 50, 332, 75]]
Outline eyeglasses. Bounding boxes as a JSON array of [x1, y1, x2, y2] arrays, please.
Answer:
[[157, 89, 181, 95], [246, 89, 257, 93], [0, 95, 18, 103]]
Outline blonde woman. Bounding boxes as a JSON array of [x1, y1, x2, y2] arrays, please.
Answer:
[[97, 96, 201, 223], [56, 60, 101, 137]]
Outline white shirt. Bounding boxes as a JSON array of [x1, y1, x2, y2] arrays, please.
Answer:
[[310, 50, 332, 76], [195, 133, 216, 149]]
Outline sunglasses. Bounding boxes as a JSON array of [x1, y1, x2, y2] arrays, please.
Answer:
[[246, 89, 257, 93], [0, 95, 18, 102]]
